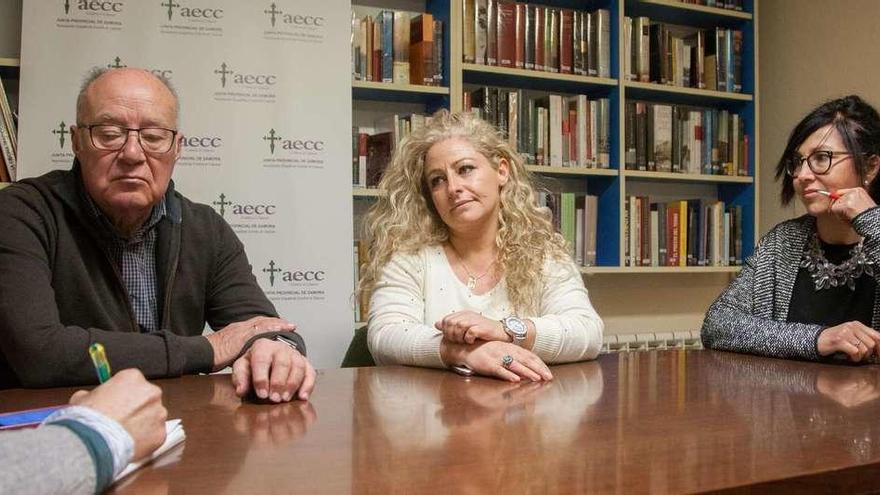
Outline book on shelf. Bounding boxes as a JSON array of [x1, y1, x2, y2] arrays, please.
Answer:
[[461, 1, 609, 78], [351, 6, 444, 87], [475, 0, 488, 65], [392, 11, 410, 84], [514, 3, 526, 70], [538, 192, 599, 267], [593, 8, 610, 78], [487, 0, 497, 65], [379, 11, 393, 83], [466, 86, 610, 169], [366, 132, 393, 187], [624, 101, 748, 176], [352, 128, 368, 188], [559, 9, 572, 74], [352, 113, 432, 187], [410, 14, 435, 86], [625, 17, 743, 93], [534, 5, 544, 70], [463, 0, 476, 63], [652, 104, 672, 172], [625, 195, 742, 267], [497, 1, 516, 68]]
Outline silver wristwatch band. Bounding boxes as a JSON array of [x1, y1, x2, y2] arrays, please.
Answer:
[[273, 334, 299, 352]]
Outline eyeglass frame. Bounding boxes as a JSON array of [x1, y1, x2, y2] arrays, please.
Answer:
[[785, 149, 860, 177], [79, 123, 179, 154]]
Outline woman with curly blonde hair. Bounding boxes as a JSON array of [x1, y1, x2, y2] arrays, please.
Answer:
[[360, 110, 603, 381]]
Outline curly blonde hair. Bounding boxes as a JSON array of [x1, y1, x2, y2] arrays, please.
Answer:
[[358, 110, 571, 315]]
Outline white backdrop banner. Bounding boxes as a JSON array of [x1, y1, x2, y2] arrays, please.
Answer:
[[18, 0, 354, 368]]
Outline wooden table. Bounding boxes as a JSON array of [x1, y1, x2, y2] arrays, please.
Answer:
[[4, 350, 880, 493]]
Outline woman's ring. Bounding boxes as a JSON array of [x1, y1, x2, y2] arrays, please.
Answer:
[[502, 355, 514, 368]]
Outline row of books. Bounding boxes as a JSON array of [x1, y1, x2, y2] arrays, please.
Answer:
[[624, 19, 743, 93], [624, 102, 749, 176], [351, 113, 430, 187], [538, 192, 599, 267], [0, 76, 16, 182], [465, 86, 611, 168], [351, 9, 444, 87], [674, 0, 745, 10], [463, 1, 611, 78], [625, 196, 743, 267]]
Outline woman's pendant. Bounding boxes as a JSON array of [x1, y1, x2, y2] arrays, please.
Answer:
[[467, 276, 477, 291]]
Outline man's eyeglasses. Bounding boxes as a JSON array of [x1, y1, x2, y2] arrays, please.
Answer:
[[786, 150, 854, 177], [83, 124, 178, 154]]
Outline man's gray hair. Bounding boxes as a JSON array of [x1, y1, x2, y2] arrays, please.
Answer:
[[75, 67, 180, 124]]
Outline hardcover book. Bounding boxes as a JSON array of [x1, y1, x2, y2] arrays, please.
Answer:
[[497, 1, 516, 67]]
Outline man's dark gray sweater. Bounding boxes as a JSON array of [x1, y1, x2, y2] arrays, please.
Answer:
[[0, 165, 303, 388]]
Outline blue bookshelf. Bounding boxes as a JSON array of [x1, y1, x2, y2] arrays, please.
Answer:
[[619, 0, 757, 270], [353, 0, 757, 273]]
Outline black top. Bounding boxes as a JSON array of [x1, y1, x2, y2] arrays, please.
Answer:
[[788, 239, 876, 327], [0, 165, 298, 388]]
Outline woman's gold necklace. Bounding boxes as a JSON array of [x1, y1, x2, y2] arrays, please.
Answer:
[[449, 244, 497, 290]]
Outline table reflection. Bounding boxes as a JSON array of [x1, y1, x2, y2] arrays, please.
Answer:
[[704, 351, 880, 465], [601, 350, 880, 492], [85, 351, 880, 494], [352, 364, 604, 494], [110, 375, 317, 494]]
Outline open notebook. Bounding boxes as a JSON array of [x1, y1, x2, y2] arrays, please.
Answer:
[[114, 419, 186, 482]]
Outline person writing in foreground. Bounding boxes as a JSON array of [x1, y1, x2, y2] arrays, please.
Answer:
[[0, 369, 167, 494], [0, 67, 314, 401], [702, 95, 880, 362], [360, 110, 603, 381]]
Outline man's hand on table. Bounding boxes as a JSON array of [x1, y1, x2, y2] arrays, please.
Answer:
[[206, 316, 316, 403], [231, 339, 316, 402]]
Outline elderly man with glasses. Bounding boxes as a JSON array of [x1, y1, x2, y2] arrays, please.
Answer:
[[0, 68, 315, 403]]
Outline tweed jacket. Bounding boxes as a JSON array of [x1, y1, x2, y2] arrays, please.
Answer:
[[701, 206, 880, 361]]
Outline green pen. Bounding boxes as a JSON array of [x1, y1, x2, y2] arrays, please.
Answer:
[[88, 343, 112, 383]]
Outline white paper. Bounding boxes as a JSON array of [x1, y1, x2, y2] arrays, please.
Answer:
[[114, 419, 185, 482]]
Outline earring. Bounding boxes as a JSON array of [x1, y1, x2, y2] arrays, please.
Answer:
[[865, 179, 870, 186]]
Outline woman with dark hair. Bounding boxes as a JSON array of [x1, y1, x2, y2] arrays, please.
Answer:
[[702, 95, 880, 362]]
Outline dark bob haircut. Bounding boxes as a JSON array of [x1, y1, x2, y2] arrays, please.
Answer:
[[775, 95, 880, 205]]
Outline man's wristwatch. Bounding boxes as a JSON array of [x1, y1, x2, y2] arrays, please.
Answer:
[[501, 316, 528, 346], [273, 334, 300, 352]]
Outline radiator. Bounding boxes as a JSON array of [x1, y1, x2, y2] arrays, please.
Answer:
[[601, 330, 703, 353]]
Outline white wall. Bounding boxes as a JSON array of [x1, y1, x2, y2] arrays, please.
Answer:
[[758, 0, 880, 234]]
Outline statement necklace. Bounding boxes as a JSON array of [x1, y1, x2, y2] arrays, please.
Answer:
[[800, 233, 875, 291], [449, 244, 497, 291]]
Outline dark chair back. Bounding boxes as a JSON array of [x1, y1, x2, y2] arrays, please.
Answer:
[[341, 326, 375, 368]]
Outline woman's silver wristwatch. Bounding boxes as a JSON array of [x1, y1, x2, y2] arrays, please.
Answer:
[[501, 316, 528, 346]]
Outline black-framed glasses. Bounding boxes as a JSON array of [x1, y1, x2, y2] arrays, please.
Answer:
[[84, 124, 178, 154], [785, 150, 854, 177]]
